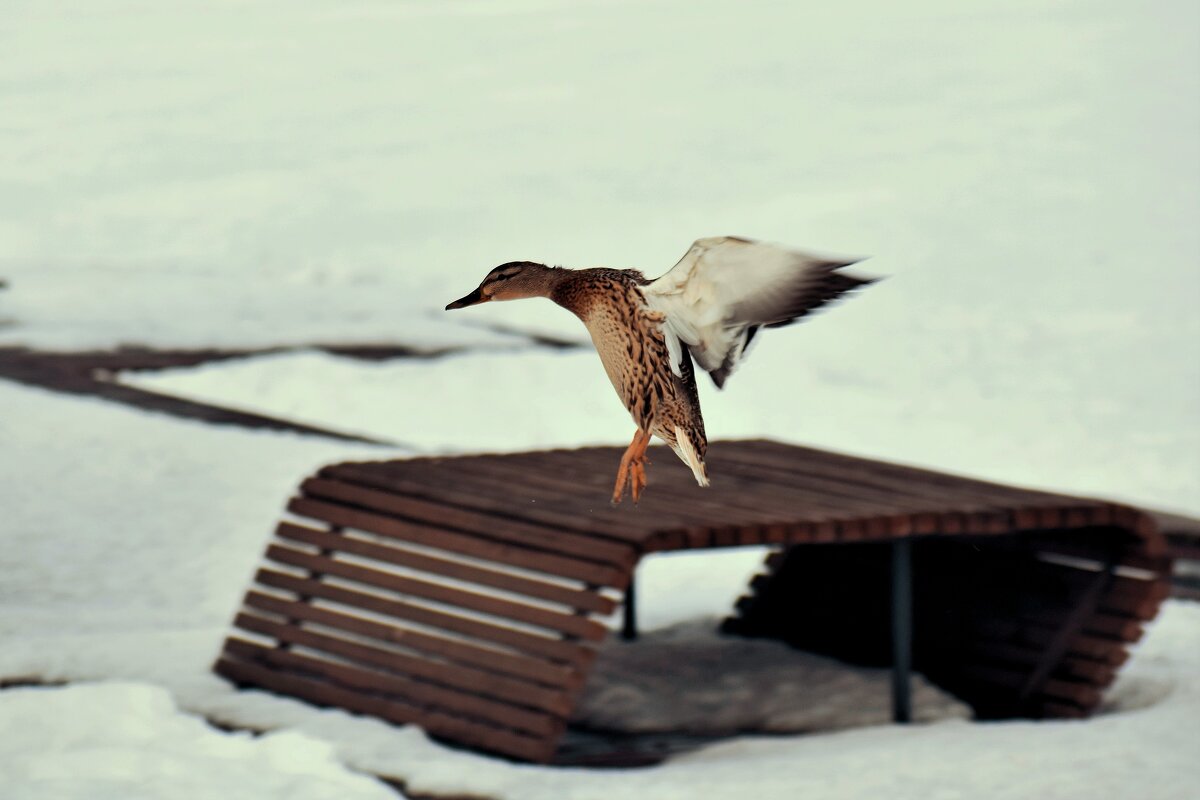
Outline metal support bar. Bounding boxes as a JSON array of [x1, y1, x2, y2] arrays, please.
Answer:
[[621, 571, 638, 641], [891, 537, 913, 723], [1018, 559, 1115, 703]]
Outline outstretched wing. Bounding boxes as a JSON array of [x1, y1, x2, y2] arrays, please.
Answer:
[[643, 236, 876, 388]]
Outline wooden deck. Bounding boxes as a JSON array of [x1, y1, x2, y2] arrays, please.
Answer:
[[214, 440, 1172, 763]]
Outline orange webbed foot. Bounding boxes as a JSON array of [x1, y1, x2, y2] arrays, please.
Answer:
[[611, 457, 632, 505], [612, 429, 652, 506], [629, 455, 649, 504]]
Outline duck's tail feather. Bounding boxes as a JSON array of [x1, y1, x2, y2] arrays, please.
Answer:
[[673, 425, 710, 487]]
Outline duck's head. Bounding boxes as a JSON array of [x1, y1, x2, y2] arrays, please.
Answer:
[[445, 261, 559, 310]]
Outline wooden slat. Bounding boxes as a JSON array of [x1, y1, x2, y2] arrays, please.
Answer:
[[325, 462, 652, 546], [1018, 563, 1115, 702], [1040, 677, 1103, 709], [970, 641, 1117, 685], [246, 574, 579, 688], [493, 450, 831, 530], [215, 658, 554, 763], [426, 449, 777, 538], [984, 530, 1167, 573], [1165, 535, 1200, 561], [1171, 583, 1200, 601], [962, 663, 1102, 708], [950, 555, 1145, 649], [710, 454, 1019, 534], [1038, 700, 1089, 719], [716, 447, 1030, 524], [254, 568, 592, 668], [1017, 608, 1144, 643], [725, 440, 1081, 508], [242, 592, 571, 690], [264, 545, 607, 640], [275, 521, 615, 615], [417, 460, 715, 543], [1099, 580, 1171, 620], [300, 477, 635, 567], [287, 496, 628, 588], [973, 619, 1129, 664], [1019, 560, 1170, 621], [223, 638, 560, 737], [235, 603, 572, 716], [525, 446, 885, 527]]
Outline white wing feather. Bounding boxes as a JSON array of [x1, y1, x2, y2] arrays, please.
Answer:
[[643, 236, 872, 387]]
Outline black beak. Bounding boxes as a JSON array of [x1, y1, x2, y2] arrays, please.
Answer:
[[445, 288, 485, 310]]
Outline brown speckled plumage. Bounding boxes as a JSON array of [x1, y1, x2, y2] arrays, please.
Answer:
[[445, 236, 875, 503], [550, 269, 707, 464]]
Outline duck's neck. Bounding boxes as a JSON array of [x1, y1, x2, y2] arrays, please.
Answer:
[[545, 268, 592, 319]]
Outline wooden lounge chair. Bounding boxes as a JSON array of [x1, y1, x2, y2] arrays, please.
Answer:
[[215, 440, 1172, 763]]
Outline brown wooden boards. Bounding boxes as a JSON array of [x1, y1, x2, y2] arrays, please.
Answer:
[[216, 439, 1172, 763]]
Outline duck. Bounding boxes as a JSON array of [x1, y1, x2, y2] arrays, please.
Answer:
[[445, 236, 876, 504]]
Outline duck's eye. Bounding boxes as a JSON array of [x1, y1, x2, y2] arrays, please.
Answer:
[[488, 267, 522, 284]]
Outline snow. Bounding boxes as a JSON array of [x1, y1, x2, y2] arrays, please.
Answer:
[[0, 378, 780, 796], [0, 682, 398, 800], [0, 263, 531, 352], [2, 0, 1199, 796], [8, 0, 1200, 509], [126, 343, 1200, 517], [3, 358, 1200, 800], [4, 0, 1199, 375]]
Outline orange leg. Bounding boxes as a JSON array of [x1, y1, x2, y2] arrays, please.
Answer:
[[612, 429, 652, 505], [629, 431, 652, 504]]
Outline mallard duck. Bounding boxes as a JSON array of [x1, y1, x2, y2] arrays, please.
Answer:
[[446, 236, 876, 504]]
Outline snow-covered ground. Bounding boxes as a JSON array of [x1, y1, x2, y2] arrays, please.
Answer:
[[0, 682, 399, 800], [126, 342, 1200, 517], [3, 0, 1199, 797], [3, 377, 1199, 799], [5, 0, 1198, 513]]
